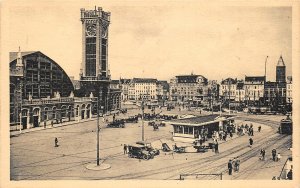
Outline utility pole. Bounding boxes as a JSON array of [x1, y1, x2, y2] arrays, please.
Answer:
[[96, 96, 100, 166], [264, 56, 268, 106], [228, 80, 231, 115], [142, 99, 145, 141]]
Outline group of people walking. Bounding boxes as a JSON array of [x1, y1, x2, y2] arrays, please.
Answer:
[[237, 123, 257, 136], [259, 148, 281, 161], [228, 157, 241, 175]]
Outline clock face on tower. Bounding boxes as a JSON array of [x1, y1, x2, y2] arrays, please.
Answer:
[[86, 24, 97, 37]]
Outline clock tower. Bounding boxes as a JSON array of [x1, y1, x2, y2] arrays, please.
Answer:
[[79, 7, 111, 113], [80, 7, 110, 79]]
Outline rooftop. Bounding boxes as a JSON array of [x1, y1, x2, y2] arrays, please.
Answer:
[[277, 55, 285, 67], [132, 78, 158, 83], [10, 51, 38, 62], [245, 76, 265, 82], [168, 114, 235, 125]]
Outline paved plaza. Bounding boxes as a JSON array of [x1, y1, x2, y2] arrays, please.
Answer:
[[10, 105, 292, 180]]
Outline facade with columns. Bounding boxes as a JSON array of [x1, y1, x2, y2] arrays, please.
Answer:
[[10, 49, 96, 129]]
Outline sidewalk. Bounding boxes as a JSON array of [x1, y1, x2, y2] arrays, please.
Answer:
[[10, 118, 97, 137]]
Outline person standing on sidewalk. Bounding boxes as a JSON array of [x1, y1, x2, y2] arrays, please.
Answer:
[[51, 120, 54, 127], [228, 160, 233, 175], [44, 120, 47, 128]]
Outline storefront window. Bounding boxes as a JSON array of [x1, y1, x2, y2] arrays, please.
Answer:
[[178, 126, 183, 133], [184, 126, 189, 134]]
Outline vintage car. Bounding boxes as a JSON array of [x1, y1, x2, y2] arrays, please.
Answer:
[[107, 119, 125, 128], [127, 144, 155, 160], [135, 141, 160, 156], [126, 116, 138, 123]]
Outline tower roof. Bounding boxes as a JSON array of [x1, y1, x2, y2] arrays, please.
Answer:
[[277, 55, 285, 66]]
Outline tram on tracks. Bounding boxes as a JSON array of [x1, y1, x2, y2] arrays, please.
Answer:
[[279, 115, 292, 135]]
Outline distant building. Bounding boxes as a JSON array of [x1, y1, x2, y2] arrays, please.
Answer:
[[244, 76, 265, 105], [128, 78, 159, 101], [276, 55, 286, 83], [219, 78, 237, 101], [286, 76, 292, 104], [119, 78, 131, 101], [169, 74, 208, 105], [264, 81, 286, 107], [235, 81, 245, 102], [157, 80, 170, 102]]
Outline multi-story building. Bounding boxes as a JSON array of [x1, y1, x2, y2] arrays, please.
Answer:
[[235, 82, 245, 102], [157, 80, 169, 101], [244, 76, 265, 105], [10, 49, 95, 129], [128, 78, 159, 101], [286, 76, 292, 104], [219, 78, 237, 101], [169, 74, 208, 105], [264, 56, 287, 107], [119, 78, 131, 101]]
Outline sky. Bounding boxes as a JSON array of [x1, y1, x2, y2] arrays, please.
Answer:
[[7, 1, 292, 82]]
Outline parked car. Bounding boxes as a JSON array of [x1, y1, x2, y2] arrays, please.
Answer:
[[135, 141, 160, 156], [127, 144, 155, 160]]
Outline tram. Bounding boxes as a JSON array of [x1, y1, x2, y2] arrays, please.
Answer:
[[279, 116, 292, 135]]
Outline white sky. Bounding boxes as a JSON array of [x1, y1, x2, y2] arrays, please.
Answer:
[[7, 1, 292, 82]]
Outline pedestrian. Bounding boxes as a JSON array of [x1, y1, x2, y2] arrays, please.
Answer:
[[54, 137, 58, 147], [51, 120, 54, 127], [272, 149, 277, 161], [224, 132, 227, 141], [215, 141, 219, 154], [287, 169, 293, 180], [44, 120, 47, 128], [277, 153, 281, 161], [123, 144, 127, 154], [260, 149, 266, 160], [249, 137, 253, 148], [235, 157, 240, 172], [199, 138, 203, 146], [258, 125, 261, 132], [228, 160, 233, 175], [229, 131, 233, 138]]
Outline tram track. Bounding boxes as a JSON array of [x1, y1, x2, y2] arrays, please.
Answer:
[[99, 117, 288, 180]]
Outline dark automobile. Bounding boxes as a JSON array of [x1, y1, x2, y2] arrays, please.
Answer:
[[126, 116, 138, 123], [107, 119, 125, 128], [127, 144, 155, 160], [135, 141, 160, 156]]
